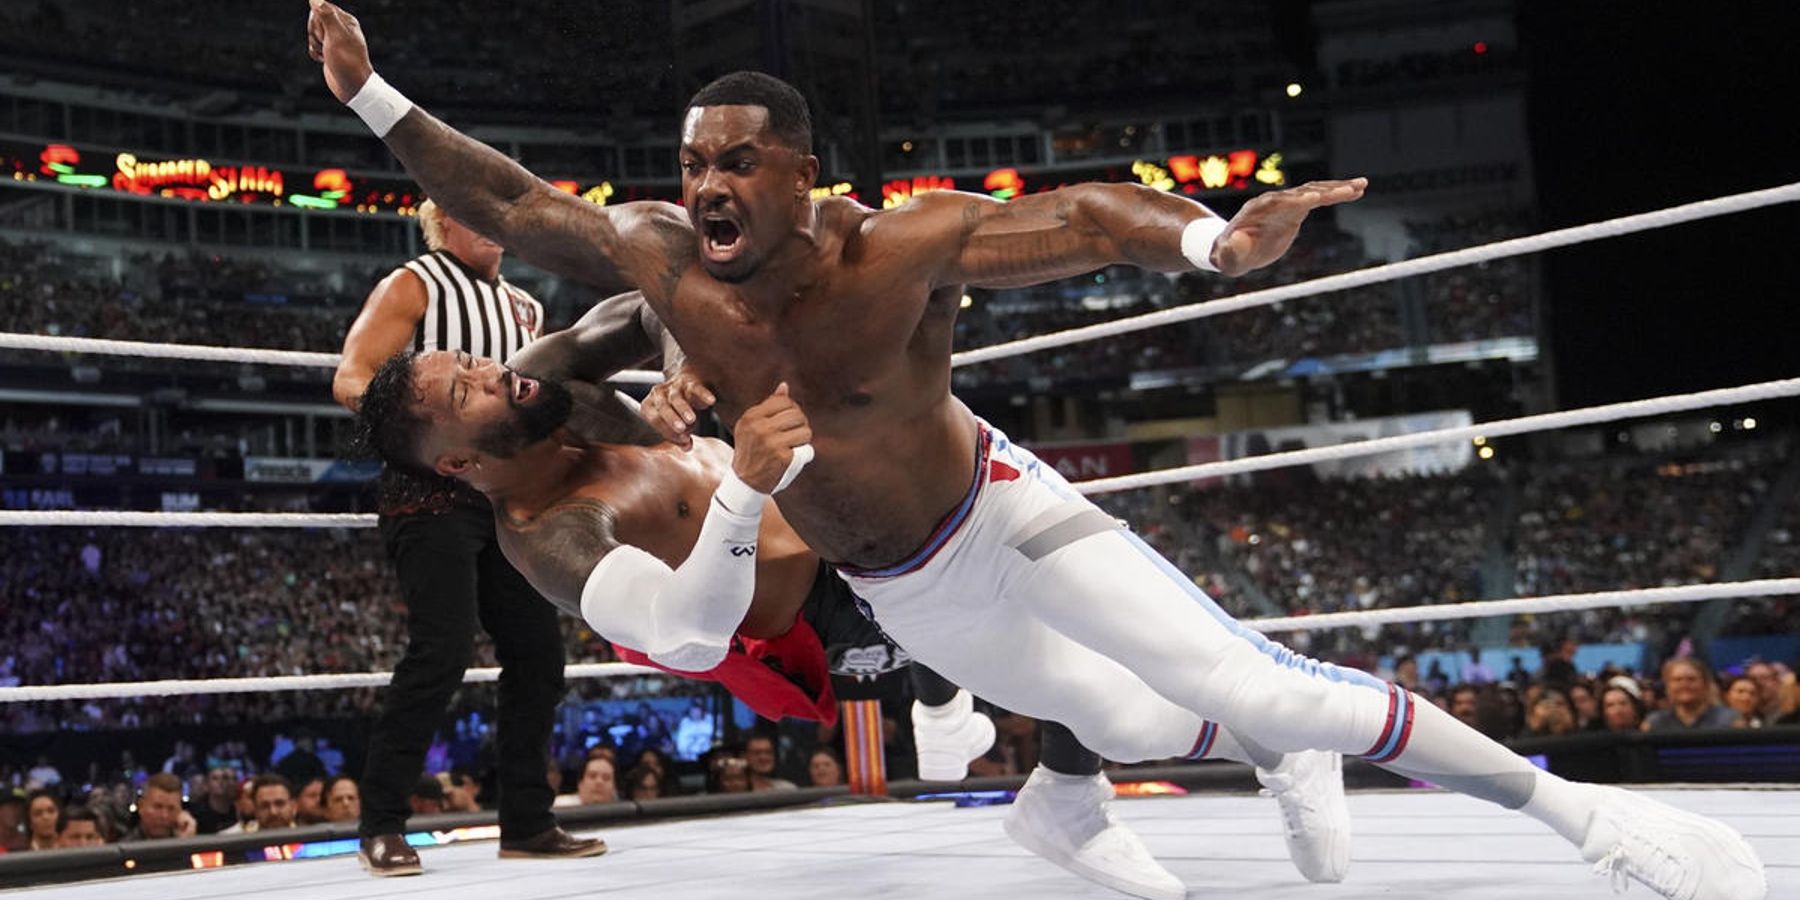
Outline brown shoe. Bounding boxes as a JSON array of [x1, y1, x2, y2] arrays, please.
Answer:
[[497, 826, 608, 859], [358, 834, 423, 877]]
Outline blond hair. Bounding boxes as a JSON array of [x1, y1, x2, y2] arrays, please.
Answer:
[[417, 199, 448, 251]]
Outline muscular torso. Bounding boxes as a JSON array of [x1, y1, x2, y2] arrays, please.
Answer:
[[496, 438, 818, 639], [653, 199, 980, 569]]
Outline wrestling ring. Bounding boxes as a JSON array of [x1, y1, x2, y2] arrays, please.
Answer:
[[1, 183, 1797, 897]]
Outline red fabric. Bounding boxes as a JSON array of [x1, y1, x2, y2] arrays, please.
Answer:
[[613, 616, 839, 726], [988, 459, 1020, 483]]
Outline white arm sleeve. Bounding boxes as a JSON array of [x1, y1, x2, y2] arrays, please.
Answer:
[[578, 471, 767, 672]]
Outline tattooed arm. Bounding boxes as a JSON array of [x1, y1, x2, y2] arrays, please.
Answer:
[[509, 291, 687, 389], [307, 1, 692, 298], [887, 177, 1367, 289]]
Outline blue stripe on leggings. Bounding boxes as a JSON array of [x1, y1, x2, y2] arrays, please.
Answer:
[[1366, 686, 1410, 761], [1118, 530, 1389, 694]]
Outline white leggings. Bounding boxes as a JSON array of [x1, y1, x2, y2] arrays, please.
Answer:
[[844, 426, 1406, 768]]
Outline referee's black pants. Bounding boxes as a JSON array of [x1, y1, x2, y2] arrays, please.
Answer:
[[361, 503, 565, 840]]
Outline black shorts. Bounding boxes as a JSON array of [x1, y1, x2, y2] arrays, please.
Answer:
[[801, 561, 911, 679]]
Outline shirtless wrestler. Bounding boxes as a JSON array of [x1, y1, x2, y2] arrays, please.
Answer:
[[311, 4, 1765, 898], [354, 291, 1163, 897]]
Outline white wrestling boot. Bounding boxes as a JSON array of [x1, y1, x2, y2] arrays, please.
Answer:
[[1579, 786, 1766, 900], [912, 689, 996, 781], [1003, 765, 1187, 900], [1254, 750, 1351, 883]]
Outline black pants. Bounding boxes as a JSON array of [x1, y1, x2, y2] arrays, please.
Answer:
[[362, 504, 565, 839]]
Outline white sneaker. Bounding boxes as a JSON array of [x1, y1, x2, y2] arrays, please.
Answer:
[[1254, 750, 1351, 883], [1002, 765, 1187, 900], [912, 689, 996, 781], [1580, 786, 1766, 900]]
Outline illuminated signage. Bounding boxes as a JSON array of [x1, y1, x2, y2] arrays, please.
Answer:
[[810, 181, 858, 201], [112, 152, 283, 201], [881, 175, 955, 209], [983, 167, 1024, 200]]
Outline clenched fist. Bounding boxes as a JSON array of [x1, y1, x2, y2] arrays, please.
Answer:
[[306, 0, 375, 103], [731, 383, 812, 494]]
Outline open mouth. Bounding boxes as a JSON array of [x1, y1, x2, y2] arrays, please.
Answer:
[[507, 370, 539, 404], [701, 216, 745, 263]]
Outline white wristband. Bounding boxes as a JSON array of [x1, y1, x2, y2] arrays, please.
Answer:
[[714, 468, 768, 517], [1180, 216, 1228, 273], [346, 72, 414, 138]]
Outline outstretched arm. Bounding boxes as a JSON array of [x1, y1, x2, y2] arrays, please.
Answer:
[[306, 0, 691, 298], [917, 178, 1365, 288]]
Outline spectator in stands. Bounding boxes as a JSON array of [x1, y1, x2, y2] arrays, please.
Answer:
[[0, 790, 24, 852], [1524, 688, 1578, 737], [632, 749, 672, 790], [233, 779, 257, 826], [1645, 658, 1737, 731], [1448, 685, 1480, 729], [1776, 683, 1800, 726], [1601, 681, 1647, 733], [574, 757, 618, 805], [25, 790, 60, 851], [1568, 682, 1602, 731], [622, 765, 662, 802], [744, 734, 796, 792], [295, 777, 328, 825], [56, 806, 107, 848], [408, 777, 446, 816], [125, 773, 196, 840], [1744, 660, 1785, 722], [324, 775, 362, 823], [440, 771, 483, 813], [190, 767, 241, 835], [708, 754, 751, 794], [807, 748, 844, 787], [245, 774, 297, 833], [1722, 676, 1765, 728]]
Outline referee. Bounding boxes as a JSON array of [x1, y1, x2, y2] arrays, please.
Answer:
[[333, 200, 604, 875]]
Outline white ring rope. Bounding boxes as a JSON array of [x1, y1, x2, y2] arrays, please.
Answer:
[[3, 183, 1793, 379], [0, 333, 664, 385], [1242, 579, 1800, 634], [4, 375, 1795, 527], [1074, 376, 1800, 495], [951, 181, 1800, 366], [0, 511, 378, 527], [0, 662, 661, 703], [2, 580, 1790, 703]]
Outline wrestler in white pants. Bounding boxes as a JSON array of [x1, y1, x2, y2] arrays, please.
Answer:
[[841, 422, 1766, 900]]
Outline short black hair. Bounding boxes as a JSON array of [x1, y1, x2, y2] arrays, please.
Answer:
[[57, 804, 99, 835], [250, 773, 293, 799], [356, 351, 433, 474], [684, 71, 813, 153]]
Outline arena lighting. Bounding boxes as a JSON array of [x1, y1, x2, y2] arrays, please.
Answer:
[[1710, 421, 1724, 433], [960, 294, 974, 309], [1285, 82, 1303, 98], [1472, 436, 1488, 446], [1743, 417, 1758, 430], [1474, 41, 1489, 55], [1478, 445, 1496, 460]]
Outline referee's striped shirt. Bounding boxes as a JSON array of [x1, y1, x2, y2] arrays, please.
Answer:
[[401, 250, 544, 361]]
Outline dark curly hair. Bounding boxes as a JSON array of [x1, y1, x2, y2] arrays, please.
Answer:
[[355, 351, 434, 475], [354, 351, 465, 511]]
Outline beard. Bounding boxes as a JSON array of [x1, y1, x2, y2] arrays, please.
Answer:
[[473, 376, 574, 458]]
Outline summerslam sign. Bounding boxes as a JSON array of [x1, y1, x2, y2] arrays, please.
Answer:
[[4, 139, 651, 215], [881, 148, 1288, 208]]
